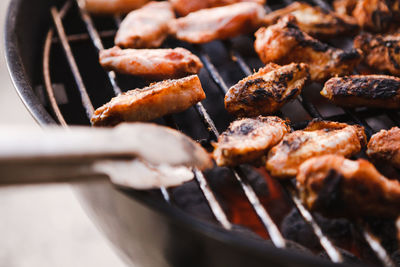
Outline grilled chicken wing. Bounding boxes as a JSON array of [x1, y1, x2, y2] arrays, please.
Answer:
[[213, 116, 290, 166], [224, 63, 309, 117], [254, 16, 362, 82], [169, 0, 266, 16], [266, 120, 366, 178], [91, 75, 205, 126], [99, 46, 203, 80], [170, 2, 265, 44], [321, 75, 400, 109], [114, 1, 175, 48], [262, 2, 358, 38], [354, 32, 400, 75], [297, 155, 400, 218], [352, 0, 399, 32], [367, 127, 400, 168], [333, 0, 357, 16], [84, 0, 149, 14]]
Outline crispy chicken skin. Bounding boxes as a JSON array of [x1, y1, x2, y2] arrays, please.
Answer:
[[333, 0, 358, 16], [170, 2, 266, 44], [263, 2, 358, 38], [84, 0, 149, 14], [254, 16, 362, 82], [367, 127, 400, 168], [114, 1, 175, 48], [354, 32, 400, 76], [297, 155, 400, 218], [321, 75, 400, 109], [99, 46, 203, 80], [266, 120, 366, 179], [352, 0, 399, 32], [224, 63, 309, 117], [91, 75, 205, 126], [213, 116, 290, 167], [169, 0, 266, 16]]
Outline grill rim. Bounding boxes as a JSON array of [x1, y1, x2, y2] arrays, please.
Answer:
[[3, 0, 392, 266]]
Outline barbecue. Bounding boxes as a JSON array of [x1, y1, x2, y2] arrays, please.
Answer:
[[5, 0, 400, 266]]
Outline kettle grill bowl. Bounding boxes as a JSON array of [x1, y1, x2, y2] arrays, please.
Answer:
[[5, 0, 369, 266]]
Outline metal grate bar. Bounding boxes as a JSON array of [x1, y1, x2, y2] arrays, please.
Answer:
[[52, 30, 116, 43], [72, 6, 233, 230], [224, 40, 343, 261], [43, 2, 72, 127], [194, 168, 232, 230], [288, 0, 397, 265], [50, 6, 94, 119], [75, 0, 122, 95]]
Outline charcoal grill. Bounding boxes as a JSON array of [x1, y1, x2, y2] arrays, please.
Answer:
[[5, 0, 400, 266]]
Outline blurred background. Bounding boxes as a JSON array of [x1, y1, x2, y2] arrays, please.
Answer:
[[0, 0, 125, 266]]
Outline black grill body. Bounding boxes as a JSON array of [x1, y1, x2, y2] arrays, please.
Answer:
[[5, 0, 397, 266]]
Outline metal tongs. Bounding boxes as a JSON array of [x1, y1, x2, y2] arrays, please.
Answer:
[[0, 123, 212, 189]]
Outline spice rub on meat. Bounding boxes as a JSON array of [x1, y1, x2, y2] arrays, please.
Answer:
[[224, 63, 309, 117], [170, 2, 266, 44], [169, 0, 266, 16], [352, 0, 400, 32], [321, 75, 400, 109], [266, 120, 366, 179], [114, 1, 175, 48], [213, 116, 290, 167], [254, 16, 362, 82], [263, 2, 358, 39], [84, 0, 149, 14], [91, 75, 205, 126], [354, 32, 400, 76], [99, 46, 203, 80], [297, 155, 400, 218], [367, 127, 400, 168]]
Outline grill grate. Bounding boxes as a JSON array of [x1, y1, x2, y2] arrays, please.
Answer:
[[43, 1, 400, 266]]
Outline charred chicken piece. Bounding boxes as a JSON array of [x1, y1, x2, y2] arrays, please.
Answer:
[[91, 75, 205, 126], [114, 1, 175, 48], [266, 120, 366, 179], [321, 75, 400, 109], [99, 46, 203, 80], [170, 2, 265, 44], [297, 155, 400, 218], [352, 0, 399, 32], [213, 116, 290, 167], [224, 63, 309, 117], [254, 16, 362, 82], [333, 0, 358, 16], [169, 0, 266, 16], [84, 0, 149, 14], [354, 32, 400, 76], [367, 127, 400, 168], [263, 2, 358, 39]]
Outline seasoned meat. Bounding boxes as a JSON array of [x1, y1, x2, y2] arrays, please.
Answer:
[[99, 46, 203, 80], [114, 1, 175, 48], [91, 75, 206, 126], [170, 2, 265, 44], [263, 2, 358, 39], [352, 0, 400, 32], [367, 127, 400, 168], [333, 0, 357, 16], [266, 120, 366, 178], [254, 16, 362, 82], [213, 116, 290, 167], [224, 63, 309, 117], [354, 32, 400, 76], [321, 75, 400, 109], [169, 0, 266, 16], [84, 0, 149, 14], [297, 155, 400, 218]]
